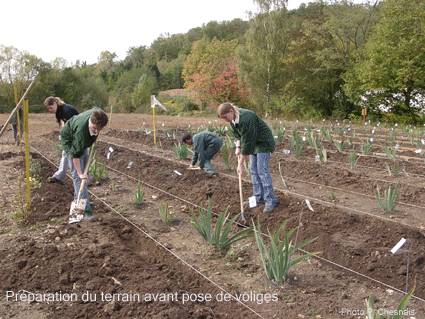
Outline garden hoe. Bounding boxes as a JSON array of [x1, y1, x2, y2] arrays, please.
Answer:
[[237, 155, 247, 226], [69, 145, 96, 224]]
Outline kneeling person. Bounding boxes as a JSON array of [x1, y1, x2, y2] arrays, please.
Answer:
[[182, 131, 222, 175], [61, 108, 108, 220]]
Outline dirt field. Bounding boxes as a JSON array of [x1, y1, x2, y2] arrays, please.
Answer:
[[0, 113, 424, 319]]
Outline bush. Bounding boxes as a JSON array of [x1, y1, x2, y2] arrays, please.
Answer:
[[191, 206, 252, 252], [253, 221, 316, 284]]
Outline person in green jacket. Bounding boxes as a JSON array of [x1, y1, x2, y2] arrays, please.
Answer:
[[218, 102, 279, 213], [61, 108, 108, 220], [182, 131, 223, 175]]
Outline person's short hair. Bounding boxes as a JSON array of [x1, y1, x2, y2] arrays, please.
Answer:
[[181, 133, 192, 144], [90, 108, 108, 127], [217, 102, 235, 117], [44, 96, 65, 107]]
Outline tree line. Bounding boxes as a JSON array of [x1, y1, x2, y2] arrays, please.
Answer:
[[0, 0, 424, 123]]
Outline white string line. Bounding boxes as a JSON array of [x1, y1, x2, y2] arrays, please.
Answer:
[[37, 136, 266, 230], [277, 154, 425, 179], [106, 132, 425, 191], [280, 127, 423, 153], [106, 131, 425, 186], [273, 147, 425, 175], [276, 156, 425, 189], [35, 138, 425, 303], [276, 171, 425, 211], [30, 145, 266, 319], [98, 137, 424, 232], [274, 123, 423, 142], [220, 172, 422, 231], [101, 164, 425, 303]]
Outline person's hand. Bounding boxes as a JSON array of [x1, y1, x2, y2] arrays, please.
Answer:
[[78, 173, 88, 180], [237, 155, 244, 176], [237, 163, 242, 176], [235, 147, 241, 156]]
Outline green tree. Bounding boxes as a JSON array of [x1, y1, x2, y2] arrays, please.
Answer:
[[114, 68, 146, 111], [0, 45, 44, 110], [131, 73, 158, 111], [344, 0, 425, 117], [239, 0, 290, 112]]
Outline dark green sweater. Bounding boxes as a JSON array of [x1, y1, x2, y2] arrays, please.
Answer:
[[230, 108, 275, 155], [61, 109, 97, 158], [191, 131, 222, 168]]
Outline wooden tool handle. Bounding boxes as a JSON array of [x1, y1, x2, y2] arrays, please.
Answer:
[[238, 156, 244, 213]]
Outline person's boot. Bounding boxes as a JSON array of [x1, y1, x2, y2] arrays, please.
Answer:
[[82, 210, 96, 221], [263, 203, 277, 213], [47, 176, 64, 184]]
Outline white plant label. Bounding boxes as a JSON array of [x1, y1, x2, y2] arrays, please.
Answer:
[[372, 129, 375, 134], [370, 137, 374, 143], [415, 149, 422, 154], [106, 152, 111, 160], [421, 139, 425, 145], [305, 199, 314, 212], [173, 170, 182, 176], [302, 136, 306, 142], [395, 144, 400, 150], [390, 238, 406, 254], [248, 196, 257, 208], [274, 136, 278, 139], [282, 149, 291, 155], [314, 155, 320, 162], [127, 161, 134, 169]]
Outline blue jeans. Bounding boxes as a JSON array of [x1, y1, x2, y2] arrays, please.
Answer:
[[250, 153, 278, 206], [12, 123, 22, 142], [202, 140, 222, 174], [53, 150, 69, 181], [67, 150, 91, 212], [203, 160, 215, 174]]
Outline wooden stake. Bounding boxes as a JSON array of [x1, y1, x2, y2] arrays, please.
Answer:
[[109, 104, 113, 127], [152, 105, 156, 145], [23, 99, 31, 211]]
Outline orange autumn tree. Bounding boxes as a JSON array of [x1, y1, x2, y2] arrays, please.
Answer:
[[182, 38, 248, 108]]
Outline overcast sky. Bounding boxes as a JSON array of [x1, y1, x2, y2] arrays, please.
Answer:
[[1, 0, 318, 64]]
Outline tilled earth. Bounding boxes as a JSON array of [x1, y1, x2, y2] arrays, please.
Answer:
[[0, 153, 258, 319], [1, 114, 425, 319]]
